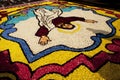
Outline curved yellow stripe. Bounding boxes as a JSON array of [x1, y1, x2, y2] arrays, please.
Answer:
[[57, 22, 81, 34], [0, 17, 7, 24], [0, 73, 16, 80]]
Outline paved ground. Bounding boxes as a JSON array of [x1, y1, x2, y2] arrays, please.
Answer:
[[68, 0, 120, 11]]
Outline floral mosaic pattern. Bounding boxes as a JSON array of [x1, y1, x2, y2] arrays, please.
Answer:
[[0, 1, 120, 80]]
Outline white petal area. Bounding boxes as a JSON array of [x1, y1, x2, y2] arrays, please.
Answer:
[[10, 9, 112, 54]]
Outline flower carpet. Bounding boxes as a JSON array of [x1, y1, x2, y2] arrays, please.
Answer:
[[0, 1, 120, 80]]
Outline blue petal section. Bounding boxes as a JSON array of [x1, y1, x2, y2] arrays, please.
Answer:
[[0, 6, 117, 62], [6, 9, 35, 25], [0, 23, 14, 30]]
